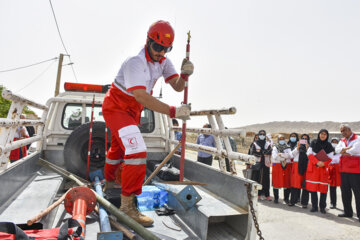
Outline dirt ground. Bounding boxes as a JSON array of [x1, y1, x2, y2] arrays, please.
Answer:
[[184, 149, 360, 240]]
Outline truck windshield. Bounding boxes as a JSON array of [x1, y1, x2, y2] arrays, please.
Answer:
[[62, 103, 155, 133]]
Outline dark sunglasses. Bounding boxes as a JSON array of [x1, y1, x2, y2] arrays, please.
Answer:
[[151, 41, 172, 53]]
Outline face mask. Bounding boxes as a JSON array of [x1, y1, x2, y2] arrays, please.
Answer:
[[290, 137, 297, 143], [279, 140, 285, 145], [259, 135, 265, 140], [332, 143, 338, 148]]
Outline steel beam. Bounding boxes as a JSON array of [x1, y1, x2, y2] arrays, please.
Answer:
[[190, 107, 236, 116]]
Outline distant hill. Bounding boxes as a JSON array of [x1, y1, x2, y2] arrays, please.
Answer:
[[237, 121, 360, 134]]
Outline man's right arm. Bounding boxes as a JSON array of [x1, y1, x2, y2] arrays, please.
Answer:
[[132, 89, 190, 121], [346, 139, 360, 155], [132, 89, 170, 115]]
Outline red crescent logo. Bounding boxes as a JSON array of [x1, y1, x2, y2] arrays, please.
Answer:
[[129, 137, 137, 146]]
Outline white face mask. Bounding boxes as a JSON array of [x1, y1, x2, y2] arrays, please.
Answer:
[[259, 135, 266, 140], [332, 143, 338, 148]]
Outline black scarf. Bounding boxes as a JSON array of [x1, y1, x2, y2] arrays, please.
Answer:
[[255, 130, 266, 149], [288, 132, 299, 150], [298, 134, 310, 176], [310, 129, 334, 154], [248, 134, 259, 155], [275, 142, 290, 153]]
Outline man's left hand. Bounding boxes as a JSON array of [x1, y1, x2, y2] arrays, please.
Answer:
[[341, 146, 352, 155], [181, 58, 194, 76]]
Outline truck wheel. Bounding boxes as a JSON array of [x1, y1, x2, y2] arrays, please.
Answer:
[[64, 121, 111, 178]]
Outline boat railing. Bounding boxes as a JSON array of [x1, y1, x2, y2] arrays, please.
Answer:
[[0, 88, 48, 172], [167, 107, 255, 175]]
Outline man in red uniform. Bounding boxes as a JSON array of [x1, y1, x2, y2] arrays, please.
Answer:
[[335, 124, 360, 221], [102, 20, 194, 226]]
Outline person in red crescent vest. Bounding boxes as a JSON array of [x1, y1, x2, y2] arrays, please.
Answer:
[[271, 134, 292, 204], [289, 134, 311, 207], [102, 20, 194, 226], [328, 137, 341, 209], [335, 124, 360, 221], [305, 129, 334, 214]]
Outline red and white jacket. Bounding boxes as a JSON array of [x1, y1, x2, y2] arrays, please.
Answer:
[[105, 47, 179, 123], [113, 47, 178, 98], [335, 133, 360, 174], [305, 147, 332, 193], [271, 147, 292, 164]]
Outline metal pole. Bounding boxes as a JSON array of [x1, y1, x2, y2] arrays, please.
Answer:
[[38, 158, 160, 240], [189, 107, 236, 116], [180, 31, 191, 181], [169, 140, 256, 164], [215, 114, 237, 175], [86, 95, 95, 180], [54, 53, 64, 97], [94, 176, 111, 232], [95, 207, 136, 240], [207, 115, 227, 172], [143, 143, 181, 185]]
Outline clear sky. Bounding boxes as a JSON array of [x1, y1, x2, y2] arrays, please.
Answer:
[[1, 0, 359, 128]]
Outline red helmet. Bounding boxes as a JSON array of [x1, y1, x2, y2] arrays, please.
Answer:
[[147, 20, 174, 47]]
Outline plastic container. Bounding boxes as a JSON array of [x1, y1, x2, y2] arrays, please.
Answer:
[[137, 185, 168, 211]]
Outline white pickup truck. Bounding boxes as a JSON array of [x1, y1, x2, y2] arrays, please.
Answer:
[[0, 83, 260, 240]]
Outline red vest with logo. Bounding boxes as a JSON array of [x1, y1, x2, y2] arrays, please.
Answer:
[[339, 134, 360, 174]]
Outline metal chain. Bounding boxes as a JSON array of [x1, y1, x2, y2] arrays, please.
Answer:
[[245, 183, 264, 240]]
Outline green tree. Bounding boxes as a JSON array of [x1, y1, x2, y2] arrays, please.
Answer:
[[0, 86, 12, 118], [0, 86, 35, 118]]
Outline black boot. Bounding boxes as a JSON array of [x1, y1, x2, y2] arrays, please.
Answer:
[[310, 207, 318, 212], [284, 188, 290, 204], [273, 188, 279, 204]]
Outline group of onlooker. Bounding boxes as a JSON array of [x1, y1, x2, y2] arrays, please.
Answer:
[[172, 120, 359, 221], [248, 124, 360, 221]]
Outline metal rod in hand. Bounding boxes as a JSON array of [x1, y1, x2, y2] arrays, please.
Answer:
[[95, 206, 136, 240], [38, 158, 160, 240], [86, 94, 95, 180], [94, 175, 111, 232], [180, 31, 191, 181], [143, 143, 181, 185], [27, 189, 70, 226]]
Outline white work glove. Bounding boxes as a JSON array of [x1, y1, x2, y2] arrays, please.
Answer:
[[181, 58, 194, 76], [170, 104, 191, 121]]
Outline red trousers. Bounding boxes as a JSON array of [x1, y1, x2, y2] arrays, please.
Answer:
[[102, 85, 147, 196], [305, 155, 330, 193], [272, 163, 291, 189], [328, 164, 341, 187], [291, 162, 305, 189]]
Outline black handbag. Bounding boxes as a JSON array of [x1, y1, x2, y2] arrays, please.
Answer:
[[250, 162, 262, 171]]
